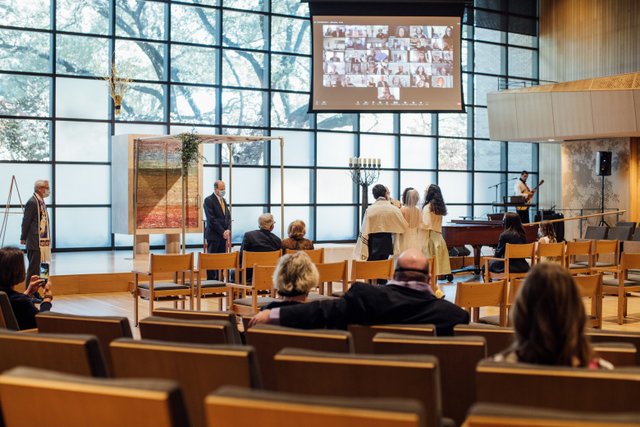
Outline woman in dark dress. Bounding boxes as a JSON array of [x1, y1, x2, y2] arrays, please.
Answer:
[[282, 220, 314, 251], [488, 212, 530, 274], [261, 251, 319, 310], [0, 247, 53, 330]]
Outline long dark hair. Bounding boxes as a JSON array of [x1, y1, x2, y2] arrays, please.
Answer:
[[539, 221, 556, 242], [508, 263, 593, 367], [503, 212, 525, 239], [401, 187, 415, 205], [422, 184, 447, 216]]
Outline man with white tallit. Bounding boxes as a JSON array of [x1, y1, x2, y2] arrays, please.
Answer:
[[355, 184, 408, 261], [20, 180, 51, 297]]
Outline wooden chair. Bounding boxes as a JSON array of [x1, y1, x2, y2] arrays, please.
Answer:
[[584, 225, 608, 240], [195, 251, 238, 311], [484, 243, 535, 284], [0, 366, 189, 427], [476, 360, 640, 413], [623, 240, 640, 254], [601, 253, 640, 324], [139, 315, 240, 345], [245, 324, 352, 390], [464, 402, 640, 427], [565, 240, 593, 274], [348, 324, 435, 354], [0, 290, 19, 331], [152, 307, 242, 343], [273, 348, 445, 427], [111, 339, 261, 427], [0, 330, 107, 377], [455, 280, 507, 326], [587, 330, 640, 365], [132, 253, 194, 327], [228, 264, 278, 316], [35, 312, 133, 374], [589, 239, 620, 270], [573, 274, 603, 329], [592, 342, 637, 367], [536, 241, 565, 264], [316, 260, 349, 295], [373, 333, 486, 427], [207, 385, 425, 427], [284, 248, 325, 263], [240, 250, 281, 285], [350, 258, 394, 284], [454, 324, 514, 356]]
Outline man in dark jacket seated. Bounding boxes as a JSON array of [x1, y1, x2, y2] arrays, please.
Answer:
[[249, 248, 469, 336], [240, 213, 282, 282]]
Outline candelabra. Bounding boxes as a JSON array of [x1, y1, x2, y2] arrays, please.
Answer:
[[349, 157, 381, 220]]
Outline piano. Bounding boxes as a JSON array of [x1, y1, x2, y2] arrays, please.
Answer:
[[442, 220, 538, 272]]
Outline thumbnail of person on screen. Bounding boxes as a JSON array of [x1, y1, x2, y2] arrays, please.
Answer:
[[433, 76, 446, 88], [395, 26, 408, 38], [328, 51, 341, 62], [442, 26, 454, 50], [378, 87, 397, 101]]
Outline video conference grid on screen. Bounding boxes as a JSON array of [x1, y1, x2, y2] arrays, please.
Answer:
[[312, 16, 462, 112]]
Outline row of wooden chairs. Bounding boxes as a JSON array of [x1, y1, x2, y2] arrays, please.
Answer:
[[3, 311, 640, 426]]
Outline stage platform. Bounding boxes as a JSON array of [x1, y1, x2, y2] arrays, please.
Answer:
[[49, 244, 356, 295]]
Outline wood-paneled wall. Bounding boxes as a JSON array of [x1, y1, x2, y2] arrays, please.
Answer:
[[540, 0, 640, 82]]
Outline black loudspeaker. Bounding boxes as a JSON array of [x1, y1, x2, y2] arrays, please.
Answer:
[[596, 151, 612, 176]]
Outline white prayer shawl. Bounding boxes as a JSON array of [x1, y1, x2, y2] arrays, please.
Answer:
[[35, 193, 51, 262], [354, 199, 408, 260]]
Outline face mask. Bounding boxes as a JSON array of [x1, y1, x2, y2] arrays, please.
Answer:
[[218, 190, 226, 198], [43, 190, 51, 198]]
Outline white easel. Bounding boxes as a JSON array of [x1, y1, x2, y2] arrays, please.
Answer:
[[0, 175, 25, 246]]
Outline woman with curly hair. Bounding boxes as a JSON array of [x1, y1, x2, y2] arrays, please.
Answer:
[[282, 220, 314, 250], [495, 263, 611, 369], [422, 184, 451, 278], [261, 251, 319, 310]]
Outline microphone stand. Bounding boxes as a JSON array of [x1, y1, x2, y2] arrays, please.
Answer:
[[488, 178, 517, 212]]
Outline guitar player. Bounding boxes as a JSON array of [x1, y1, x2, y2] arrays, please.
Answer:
[[514, 170, 544, 224]]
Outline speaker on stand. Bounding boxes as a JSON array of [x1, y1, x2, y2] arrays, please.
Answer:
[[596, 151, 612, 226]]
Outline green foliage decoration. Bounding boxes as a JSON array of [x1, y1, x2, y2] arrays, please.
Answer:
[[179, 131, 204, 173]]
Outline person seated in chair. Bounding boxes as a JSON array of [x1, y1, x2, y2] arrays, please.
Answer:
[[494, 263, 612, 369], [240, 213, 282, 282], [249, 248, 469, 336], [282, 220, 314, 251], [262, 252, 319, 310], [0, 247, 53, 330], [488, 212, 530, 274]]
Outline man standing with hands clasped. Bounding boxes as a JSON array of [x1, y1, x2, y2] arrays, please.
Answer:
[[20, 180, 51, 298], [204, 180, 231, 280]]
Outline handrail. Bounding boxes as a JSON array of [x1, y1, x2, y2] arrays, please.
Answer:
[[527, 210, 626, 227]]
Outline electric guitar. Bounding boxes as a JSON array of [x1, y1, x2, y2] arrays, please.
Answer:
[[524, 179, 544, 202]]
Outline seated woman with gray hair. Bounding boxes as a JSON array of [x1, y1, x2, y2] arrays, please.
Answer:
[[261, 251, 319, 310]]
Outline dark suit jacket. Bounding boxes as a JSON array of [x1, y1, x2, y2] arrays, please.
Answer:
[[204, 193, 231, 241], [488, 230, 529, 273], [20, 195, 39, 250], [240, 229, 282, 254], [7, 289, 51, 330], [277, 282, 470, 336]]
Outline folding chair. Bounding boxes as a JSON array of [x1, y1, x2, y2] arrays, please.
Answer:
[[455, 280, 507, 326]]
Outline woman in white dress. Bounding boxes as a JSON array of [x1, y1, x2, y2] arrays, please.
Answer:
[[422, 184, 451, 277], [394, 188, 423, 255]]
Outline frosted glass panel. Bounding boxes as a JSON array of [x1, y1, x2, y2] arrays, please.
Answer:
[[360, 134, 397, 168], [270, 206, 313, 240], [316, 132, 355, 167], [439, 172, 471, 204], [55, 207, 110, 248], [56, 77, 108, 119], [270, 130, 313, 166], [114, 123, 167, 135], [0, 211, 23, 246], [0, 164, 51, 202], [317, 206, 355, 240], [56, 122, 109, 162], [400, 171, 436, 198], [316, 170, 353, 204], [474, 172, 504, 204], [475, 140, 502, 171], [231, 206, 265, 242], [508, 142, 535, 172], [444, 204, 471, 224], [377, 170, 398, 200], [56, 165, 110, 204], [270, 168, 311, 204], [360, 114, 394, 133], [221, 168, 267, 204], [400, 136, 436, 169]]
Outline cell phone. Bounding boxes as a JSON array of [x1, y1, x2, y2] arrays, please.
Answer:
[[39, 262, 49, 285]]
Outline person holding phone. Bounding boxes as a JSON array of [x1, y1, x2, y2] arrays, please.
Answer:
[[0, 247, 53, 330]]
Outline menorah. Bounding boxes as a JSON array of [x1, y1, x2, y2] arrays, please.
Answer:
[[349, 157, 381, 220]]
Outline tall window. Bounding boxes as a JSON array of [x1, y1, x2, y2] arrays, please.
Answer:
[[0, 0, 538, 250]]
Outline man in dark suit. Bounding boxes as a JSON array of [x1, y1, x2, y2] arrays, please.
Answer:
[[249, 248, 469, 336], [20, 180, 51, 291], [203, 180, 231, 280], [240, 213, 282, 282]]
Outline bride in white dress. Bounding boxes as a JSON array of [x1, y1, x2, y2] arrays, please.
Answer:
[[394, 188, 424, 255]]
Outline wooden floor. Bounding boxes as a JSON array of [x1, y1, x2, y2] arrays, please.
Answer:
[[51, 277, 640, 340]]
